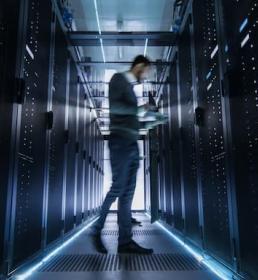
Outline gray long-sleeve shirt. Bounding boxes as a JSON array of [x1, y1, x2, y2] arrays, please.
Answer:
[[109, 72, 139, 141]]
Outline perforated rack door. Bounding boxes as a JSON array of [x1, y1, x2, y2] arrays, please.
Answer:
[[81, 95, 88, 219], [87, 109, 93, 214], [149, 128, 160, 223], [178, 18, 200, 244], [92, 121, 97, 212], [144, 137, 151, 212], [98, 132, 102, 209], [95, 124, 99, 210], [0, 1, 13, 273], [100, 138, 104, 205], [90, 120, 95, 212], [221, 1, 258, 278], [83, 98, 91, 217], [64, 59, 78, 233], [162, 83, 173, 224], [157, 100, 166, 218], [12, 0, 52, 268], [95, 128, 99, 211], [75, 83, 85, 225], [97, 135, 101, 209], [96, 129, 101, 210], [99, 132, 103, 208], [168, 61, 184, 231], [192, 0, 232, 264], [0, 2, 5, 268], [0, 0, 19, 270], [46, 19, 68, 245]]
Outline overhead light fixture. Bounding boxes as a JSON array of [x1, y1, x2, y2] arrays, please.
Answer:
[[94, 0, 106, 63], [145, 213, 234, 280], [118, 46, 123, 59], [117, 18, 124, 60], [144, 39, 149, 56], [15, 217, 99, 280]]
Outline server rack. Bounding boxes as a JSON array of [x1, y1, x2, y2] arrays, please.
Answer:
[[64, 58, 77, 233], [0, 0, 6, 269], [10, 0, 53, 269], [0, 0, 25, 275], [74, 82, 85, 226], [145, 0, 258, 278], [46, 18, 68, 246], [163, 83, 174, 225], [168, 60, 184, 232], [192, 0, 233, 264], [218, 1, 258, 278], [0, 0, 104, 277], [82, 90, 89, 222], [178, 16, 200, 245]]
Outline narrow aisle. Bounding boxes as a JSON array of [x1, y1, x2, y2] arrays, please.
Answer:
[[28, 213, 219, 280]]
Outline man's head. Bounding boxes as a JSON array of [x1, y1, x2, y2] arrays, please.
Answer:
[[130, 55, 151, 83]]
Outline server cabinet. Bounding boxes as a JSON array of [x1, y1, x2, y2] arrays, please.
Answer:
[[101, 136, 104, 204], [157, 115, 166, 217], [99, 132, 103, 208], [219, 0, 258, 277], [81, 92, 89, 221], [87, 109, 93, 216], [0, 0, 105, 276], [46, 19, 68, 245], [92, 122, 97, 212], [178, 17, 200, 244], [0, 1, 6, 271], [84, 99, 91, 217], [64, 59, 78, 233], [144, 138, 151, 212], [10, 0, 53, 268], [96, 130, 100, 210], [192, 0, 233, 264], [168, 60, 184, 232], [99, 140, 102, 206], [0, 0, 23, 273], [161, 83, 174, 224], [89, 120, 95, 213], [96, 126, 100, 210], [89, 112, 95, 215], [148, 129, 160, 223], [75, 83, 85, 225]]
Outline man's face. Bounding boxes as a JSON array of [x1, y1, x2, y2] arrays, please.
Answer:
[[134, 64, 150, 83]]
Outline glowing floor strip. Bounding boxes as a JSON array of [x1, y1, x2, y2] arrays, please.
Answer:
[[145, 213, 233, 280], [15, 217, 99, 280]]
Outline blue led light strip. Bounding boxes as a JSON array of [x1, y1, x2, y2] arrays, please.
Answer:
[[145, 213, 234, 280], [239, 18, 248, 33], [14, 217, 99, 280], [206, 71, 212, 80]]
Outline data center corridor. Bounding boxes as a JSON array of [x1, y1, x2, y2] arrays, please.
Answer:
[[1, 0, 258, 280]]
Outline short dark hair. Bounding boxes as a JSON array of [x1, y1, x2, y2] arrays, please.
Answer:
[[131, 55, 151, 69]]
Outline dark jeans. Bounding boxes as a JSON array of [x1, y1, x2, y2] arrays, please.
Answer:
[[93, 134, 139, 245]]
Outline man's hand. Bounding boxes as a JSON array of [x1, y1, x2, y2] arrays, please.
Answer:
[[142, 112, 168, 130], [138, 103, 157, 115]]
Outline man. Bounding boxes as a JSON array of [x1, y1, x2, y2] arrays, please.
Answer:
[[92, 55, 153, 254]]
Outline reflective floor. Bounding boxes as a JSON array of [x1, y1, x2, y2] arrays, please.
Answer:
[[29, 213, 219, 280]]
